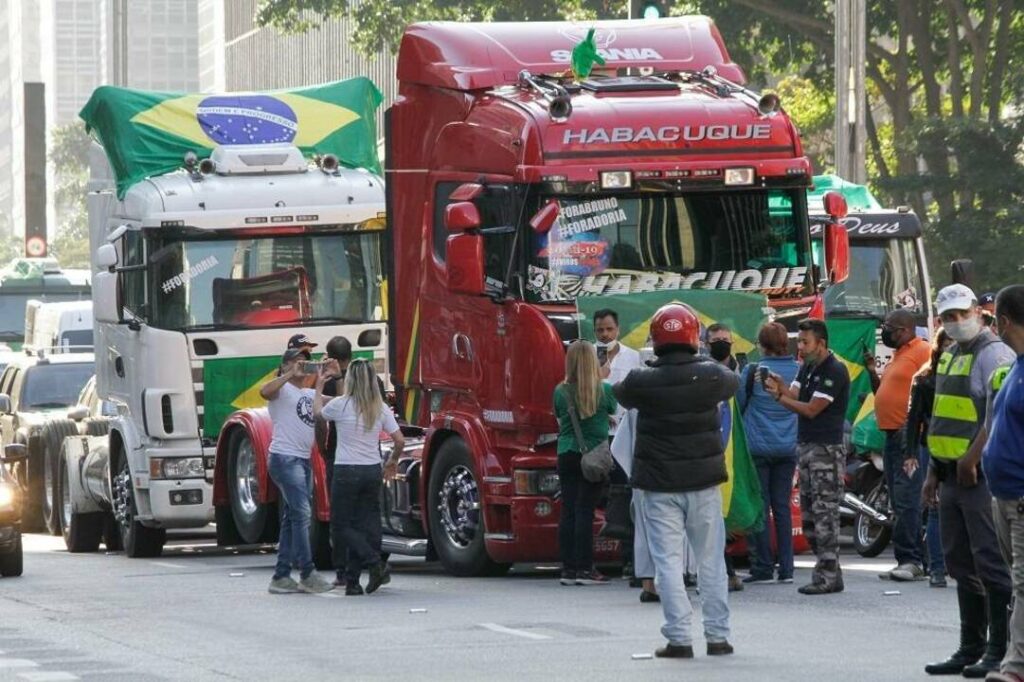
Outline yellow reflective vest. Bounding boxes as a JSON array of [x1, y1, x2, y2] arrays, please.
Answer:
[[928, 335, 1000, 460]]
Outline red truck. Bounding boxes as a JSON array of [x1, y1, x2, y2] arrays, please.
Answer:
[[218, 17, 849, 575]]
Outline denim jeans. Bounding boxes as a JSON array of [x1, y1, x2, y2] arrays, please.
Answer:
[[883, 429, 924, 567], [638, 486, 729, 646], [268, 453, 314, 580], [749, 456, 797, 580], [330, 464, 383, 582], [557, 452, 601, 573]]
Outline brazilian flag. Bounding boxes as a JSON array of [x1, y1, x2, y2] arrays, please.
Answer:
[[721, 398, 764, 532], [80, 77, 383, 197], [824, 318, 878, 421]]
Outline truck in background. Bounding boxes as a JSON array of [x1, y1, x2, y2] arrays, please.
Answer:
[[65, 80, 388, 557], [377, 18, 849, 575], [23, 300, 94, 355], [0, 258, 91, 352]]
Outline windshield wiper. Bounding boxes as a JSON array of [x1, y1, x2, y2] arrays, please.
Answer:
[[274, 316, 373, 326], [183, 323, 249, 332]]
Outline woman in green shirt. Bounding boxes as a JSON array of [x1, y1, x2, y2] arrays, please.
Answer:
[[552, 340, 617, 586]]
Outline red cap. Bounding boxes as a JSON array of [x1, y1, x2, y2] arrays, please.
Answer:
[[650, 303, 700, 354]]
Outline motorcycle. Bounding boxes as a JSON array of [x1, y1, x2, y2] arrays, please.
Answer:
[[841, 408, 893, 558]]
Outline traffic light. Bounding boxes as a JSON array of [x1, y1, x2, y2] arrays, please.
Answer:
[[630, 0, 668, 19]]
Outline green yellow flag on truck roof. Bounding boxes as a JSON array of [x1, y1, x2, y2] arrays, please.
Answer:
[[571, 28, 607, 80], [80, 77, 383, 198]]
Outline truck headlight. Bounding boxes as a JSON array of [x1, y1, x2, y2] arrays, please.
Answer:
[[150, 457, 205, 479], [514, 469, 560, 496], [0, 482, 15, 512]]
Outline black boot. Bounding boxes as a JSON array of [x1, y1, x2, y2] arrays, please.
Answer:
[[925, 587, 987, 675], [962, 588, 1012, 678]]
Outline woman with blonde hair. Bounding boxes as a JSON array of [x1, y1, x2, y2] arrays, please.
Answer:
[[553, 340, 618, 586], [314, 358, 404, 596]]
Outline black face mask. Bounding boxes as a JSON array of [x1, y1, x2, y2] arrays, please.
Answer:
[[709, 340, 733, 362], [880, 328, 899, 349]]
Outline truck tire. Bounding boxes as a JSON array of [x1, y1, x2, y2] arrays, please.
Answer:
[[310, 519, 333, 571], [227, 429, 277, 544], [22, 435, 46, 533], [0, 536, 23, 577], [59, 447, 103, 553], [41, 420, 80, 536], [102, 514, 123, 551], [427, 438, 510, 577], [83, 418, 110, 438], [215, 504, 243, 546], [112, 452, 166, 558]]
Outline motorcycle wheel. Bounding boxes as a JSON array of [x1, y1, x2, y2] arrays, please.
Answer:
[[853, 479, 892, 558]]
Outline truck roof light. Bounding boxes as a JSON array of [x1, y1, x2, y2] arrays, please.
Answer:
[[600, 171, 633, 190], [758, 93, 781, 116], [198, 158, 215, 175], [317, 154, 339, 173], [724, 168, 755, 186]]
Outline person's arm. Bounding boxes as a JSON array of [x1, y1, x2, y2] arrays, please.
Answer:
[[313, 369, 329, 420], [956, 424, 987, 488], [737, 365, 752, 412], [611, 371, 637, 409], [605, 382, 619, 416], [864, 350, 880, 393], [260, 365, 297, 401], [777, 394, 833, 419], [382, 409, 404, 480]]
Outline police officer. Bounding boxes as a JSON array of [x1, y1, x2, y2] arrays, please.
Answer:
[[923, 284, 1015, 677], [982, 285, 1024, 682], [765, 319, 849, 595]]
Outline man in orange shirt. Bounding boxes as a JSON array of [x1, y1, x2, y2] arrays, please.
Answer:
[[869, 309, 933, 581]]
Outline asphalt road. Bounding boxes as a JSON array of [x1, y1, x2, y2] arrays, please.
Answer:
[[0, 531, 960, 681]]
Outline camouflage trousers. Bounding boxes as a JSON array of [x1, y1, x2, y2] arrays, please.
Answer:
[[797, 442, 845, 588]]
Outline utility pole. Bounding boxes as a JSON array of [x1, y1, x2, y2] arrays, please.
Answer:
[[834, 0, 867, 183], [111, 0, 128, 87]]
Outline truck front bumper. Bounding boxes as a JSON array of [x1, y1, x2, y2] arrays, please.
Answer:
[[483, 496, 621, 565], [142, 479, 215, 529]]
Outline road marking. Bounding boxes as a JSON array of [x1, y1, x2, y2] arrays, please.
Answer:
[[479, 623, 552, 640], [18, 672, 80, 681], [0, 660, 39, 670], [314, 591, 343, 599], [149, 561, 188, 570]]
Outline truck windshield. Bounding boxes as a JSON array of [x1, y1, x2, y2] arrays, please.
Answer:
[[526, 189, 811, 303], [818, 238, 926, 319], [146, 232, 384, 331], [22, 363, 94, 409], [0, 292, 90, 343]]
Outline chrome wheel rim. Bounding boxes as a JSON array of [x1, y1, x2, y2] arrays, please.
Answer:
[[234, 438, 260, 517], [112, 459, 132, 527], [61, 463, 72, 531], [436, 465, 480, 549], [44, 453, 54, 516]]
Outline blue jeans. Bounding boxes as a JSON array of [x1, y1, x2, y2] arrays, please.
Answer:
[[883, 429, 924, 567], [268, 453, 314, 580], [638, 487, 729, 646], [750, 456, 797, 580]]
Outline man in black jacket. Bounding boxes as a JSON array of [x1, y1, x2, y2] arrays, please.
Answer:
[[614, 303, 739, 660]]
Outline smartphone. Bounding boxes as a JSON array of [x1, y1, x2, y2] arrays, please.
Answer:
[[758, 366, 770, 383], [300, 361, 324, 374], [596, 346, 609, 365]]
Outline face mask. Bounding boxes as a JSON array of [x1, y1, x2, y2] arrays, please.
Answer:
[[881, 328, 899, 349], [943, 317, 983, 344], [595, 340, 618, 350], [709, 340, 733, 362]]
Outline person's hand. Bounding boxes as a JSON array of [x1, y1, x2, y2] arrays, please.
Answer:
[[957, 458, 978, 488], [324, 358, 341, 376], [903, 457, 919, 478], [863, 350, 878, 374], [383, 457, 398, 481], [315, 365, 330, 390], [922, 469, 939, 508], [764, 373, 783, 399], [283, 362, 300, 379]]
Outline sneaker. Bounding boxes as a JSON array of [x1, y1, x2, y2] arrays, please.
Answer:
[[707, 640, 735, 656], [798, 580, 844, 595], [345, 582, 364, 596], [742, 573, 775, 585], [576, 570, 610, 585], [380, 561, 392, 586], [778, 576, 794, 584], [560, 570, 576, 586], [728, 574, 744, 592], [655, 643, 694, 659], [268, 576, 300, 594], [639, 590, 661, 603], [890, 563, 926, 582], [365, 563, 386, 594], [298, 572, 335, 594], [930, 572, 948, 588]]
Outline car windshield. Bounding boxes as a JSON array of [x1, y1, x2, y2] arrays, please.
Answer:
[[0, 292, 90, 342], [527, 189, 811, 302], [60, 329, 93, 350], [146, 232, 384, 331], [22, 363, 94, 409], [816, 238, 926, 320]]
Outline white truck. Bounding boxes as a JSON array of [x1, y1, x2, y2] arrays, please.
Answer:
[[73, 140, 388, 557], [24, 300, 94, 354]]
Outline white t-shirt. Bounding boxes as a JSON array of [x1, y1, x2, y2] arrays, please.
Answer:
[[606, 343, 644, 433], [267, 382, 316, 458], [321, 396, 400, 466]]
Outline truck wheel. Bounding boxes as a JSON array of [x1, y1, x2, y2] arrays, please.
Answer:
[[112, 453, 166, 558], [227, 430, 277, 544], [59, 448, 103, 553], [215, 504, 243, 546], [428, 438, 510, 577], [309, 519, 333, 571], [42, 420, 80, 536], [0, 535, 23, 577], [102, 514, 123, 551], [22, 435, 47, 533]]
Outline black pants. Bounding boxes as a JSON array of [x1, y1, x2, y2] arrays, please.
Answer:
[[939, 476, 1012, 595], [558, 451, 600, 573], [330, 464, 383, 582]]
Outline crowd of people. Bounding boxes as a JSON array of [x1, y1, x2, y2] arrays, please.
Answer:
[[551, 284, 1024, 679]]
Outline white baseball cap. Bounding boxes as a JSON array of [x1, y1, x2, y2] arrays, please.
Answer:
[[936, 284, 978, 315]]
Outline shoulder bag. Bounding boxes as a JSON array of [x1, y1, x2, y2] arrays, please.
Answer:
[[564, 385, 614, 483]]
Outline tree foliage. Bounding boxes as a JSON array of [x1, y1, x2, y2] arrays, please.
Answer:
[[49, 123, 92, 268]]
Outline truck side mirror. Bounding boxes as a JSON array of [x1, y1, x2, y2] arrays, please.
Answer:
[[825, 222, 851, 284], [93, 271, 121, 324], [0, 395, 10, 415], [823, 191, 849, 220], [530, 201, 560, 235], [445, 233, 485, 296], [96, 243, 118, 270], [445, 202, 481, 232], [951, 259, 974, 287], [3, 443, 27, 464]]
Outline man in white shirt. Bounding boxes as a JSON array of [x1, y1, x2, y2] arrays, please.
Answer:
[[595, 308, 644, 431]]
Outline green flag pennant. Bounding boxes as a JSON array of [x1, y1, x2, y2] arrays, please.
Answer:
[[571, 28, 607, 80], [825, 318, 878, 422], [80, 77, 383, 198], [722, 397, 765, 533]]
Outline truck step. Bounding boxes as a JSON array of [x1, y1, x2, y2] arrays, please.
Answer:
[[382, 535, 428, 557]]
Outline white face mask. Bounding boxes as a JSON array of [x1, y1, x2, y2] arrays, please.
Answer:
[[595, 339, 618, 350], [943, 316, 983, 344]]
